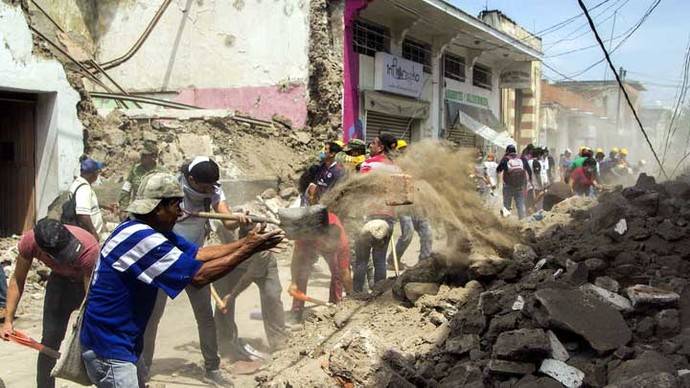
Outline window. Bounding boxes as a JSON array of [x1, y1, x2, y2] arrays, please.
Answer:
[[402, 38, 431, 73], [473, 63, 492, 90], [444, 54, 465, 82], [353, 20, 388, 57]]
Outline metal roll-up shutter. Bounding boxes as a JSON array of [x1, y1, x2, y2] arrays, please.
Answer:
[[365, 111, 413, 144], [447, 124, 479, 148]]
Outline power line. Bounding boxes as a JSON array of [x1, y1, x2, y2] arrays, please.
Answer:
[[565, 0, 662, 80], [544, 0, 628, 52], [663, 36, 690, 166], [578, 0, 668, 179]]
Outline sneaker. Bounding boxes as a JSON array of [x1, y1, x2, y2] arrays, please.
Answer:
[[203, 369, 234, 387]]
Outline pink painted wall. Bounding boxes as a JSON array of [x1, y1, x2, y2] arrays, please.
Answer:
[[175, 84, 308, 128], [343, 0, 372, 142]]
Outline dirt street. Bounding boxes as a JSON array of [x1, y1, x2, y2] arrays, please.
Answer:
[[0, 232, 423, 387]]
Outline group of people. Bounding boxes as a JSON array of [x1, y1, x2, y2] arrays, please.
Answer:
[[476, 143, 640, 220], [0, 133, 430, 387]]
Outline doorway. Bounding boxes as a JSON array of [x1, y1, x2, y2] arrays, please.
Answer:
[[0, 92, 37, 236]]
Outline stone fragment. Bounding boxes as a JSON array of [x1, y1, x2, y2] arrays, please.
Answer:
[[657, 309, 681, 338], [580, 283, 632, 312], [626, 285, 680, 308], [607, 372, 679, 388], [656, 219, 686, 242], [538, 359, 585, 388], [260, 188, 278, 199], [404, 282, 440, 303], [445, 334, 479, 356], [564, 262, 589, 286], [632, 192, 660, 216], [594, 276, 620, 293], [584, 258, 607, 273], [428, 311, 447, 326], [487, 359, 535, 376], [614, 346, 635, 360], [547, 330, 569, 362], [635, 317, 656, 337], [513, 244, 538, 262], [486, 312, 520, 340], [512, 295, 525, 311], [479, 290, 504, 316], [439, 363, 483, 388], [293, 130, 311, 144], [278, 187, 298, 199], [533, 288, 632, 353], [608, 351, 675, 384], [515, 376, 563, 388], [493, 329, 550, 361]]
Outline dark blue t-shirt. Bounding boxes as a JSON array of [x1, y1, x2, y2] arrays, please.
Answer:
[[80, 220, 202, 362]]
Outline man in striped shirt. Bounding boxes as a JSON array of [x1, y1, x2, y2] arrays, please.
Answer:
[[80, 173, 284, 387]]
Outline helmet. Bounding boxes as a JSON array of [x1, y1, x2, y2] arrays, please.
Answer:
[[396, 139, 408, 150], [333, 140, 345, 148], [620, 148, 629, 156], [596, 148, 604, 154], [611, 147, 620, 153]]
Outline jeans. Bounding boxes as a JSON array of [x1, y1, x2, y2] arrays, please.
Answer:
[[389, 216, 433, 262], [142, 284, 220, 374], [82, 349, 144, 388], [39, 274, 85, 388], [353, 217, 394, 292], [0, 268, 7, 307], [503, 185, 527, 220], [214, 254, 288, 354]]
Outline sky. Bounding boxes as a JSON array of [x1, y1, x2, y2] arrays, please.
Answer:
[[450, 0, 689, 107]]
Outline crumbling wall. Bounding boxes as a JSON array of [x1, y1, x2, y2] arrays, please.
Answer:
[[0, 1, 85, 218], [306, 0, 344, 141]]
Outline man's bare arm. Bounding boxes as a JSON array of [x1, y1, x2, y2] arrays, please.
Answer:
[[2, 255, 32, 339], [195, 239, 245, 262]]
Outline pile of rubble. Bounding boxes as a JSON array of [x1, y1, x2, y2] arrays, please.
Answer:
[[261, 173, 690, 388]]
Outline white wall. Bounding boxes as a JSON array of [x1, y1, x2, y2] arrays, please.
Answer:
[[95, 0, 310, 91], [0, 3, 83, 218]]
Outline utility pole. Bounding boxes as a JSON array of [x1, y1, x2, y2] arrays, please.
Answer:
[[615, 66, 626, 134]]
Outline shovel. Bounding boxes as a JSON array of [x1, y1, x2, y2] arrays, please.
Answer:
[[187, 205, 329, 239], [7, 330, 61, 359], [288, 284, 333, 306]]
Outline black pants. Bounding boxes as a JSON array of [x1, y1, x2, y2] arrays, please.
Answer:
[[38, 274, 85, 388], [214, 253, 287, 355]]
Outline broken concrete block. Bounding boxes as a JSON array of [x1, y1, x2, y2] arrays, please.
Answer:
[[607, 351, 675, 384], [487, 359, 535, 376], [538, 359, 585, 388], [444, 334, 479, 356], [533, 288, 632, 353], [594, 276, 620, 293], [580, 283, 633, 312], [625, 285, 680, 309], [607, 372, 679, 388], [547, 330, 569, 362], [404, 282, 440, 303], [656, 309, 681, 338], [493, 329, 550, 361]]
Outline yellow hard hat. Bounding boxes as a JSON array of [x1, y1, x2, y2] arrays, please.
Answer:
[[396, 139, 408, 150], [596, 148, 604, 154], [611, 147, 620, 153], [620, 148, 629, 156], [579, 145, 586, 152], [334, 140, 345, 148]]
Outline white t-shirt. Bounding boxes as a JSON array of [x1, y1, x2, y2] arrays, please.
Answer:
[[483, 161, 498, 187], [69, 176, 104, 235]]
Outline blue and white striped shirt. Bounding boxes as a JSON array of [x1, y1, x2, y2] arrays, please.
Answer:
[[80, 219, 202, 362]]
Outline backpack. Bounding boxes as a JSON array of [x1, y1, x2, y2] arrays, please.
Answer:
[[60, 183, 88, 226], [505, 156, 527, 187]]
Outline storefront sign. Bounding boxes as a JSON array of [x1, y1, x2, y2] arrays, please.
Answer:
[[445, 89, 490, 108], [375, 52, 424, 98], [499, 61, 532, 89]]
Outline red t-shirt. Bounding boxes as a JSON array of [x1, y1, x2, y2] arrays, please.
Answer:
[[570, 167, 595, 194], [17, 225, 99, 279]]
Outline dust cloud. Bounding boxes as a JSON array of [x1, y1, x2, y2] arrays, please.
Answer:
[[321, 140, 520, 263]]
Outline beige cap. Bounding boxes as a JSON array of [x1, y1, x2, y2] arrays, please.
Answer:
[[126, 172, 183, 214]]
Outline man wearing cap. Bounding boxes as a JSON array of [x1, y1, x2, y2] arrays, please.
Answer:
[[69, 157, 106, 240], [2, 219, 99, 388], [118, 141, 165, 214], [336, 138, 367, 171], [80, 172, 284, 387], [141, 157, 248, 386]]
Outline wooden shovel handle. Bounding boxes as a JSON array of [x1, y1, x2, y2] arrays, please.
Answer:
[[192, 211, 273, 224], [210, 284, 228, 314]]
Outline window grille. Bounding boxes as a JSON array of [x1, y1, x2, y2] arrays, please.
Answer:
[[473, 63, 492, 90], [402, 38, 431, 74], [444, 54, 466, 82], [353, 20, 388, 57]]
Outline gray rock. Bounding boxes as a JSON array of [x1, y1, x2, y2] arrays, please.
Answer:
[[595, 276, 620, 293], [657, 310, 681, 338], [480, 290, 505, 316], [439, 363, 483, 388], [626, 285, 680, 309], [428, 311, 448, 326], [538, 359, 585, 388], [487, 359, 536, 376], [533, 288, 632, 353], [635, 317, 656, 337], [404, 282, 440, 303], [656, 219, 686, 242], [444, 334, 479, 356], [564, 262, 589, 286], [607, 372, 679, 388], [585, 258, 608, 273], [515, 376, 563, 388], [580, 283, 633, 312], [493, 329, 550, 361], [614, 346, 635, 360], [513, 244, 538, 262], [608, 351, 675, 384], [548, 330, 570, 362]]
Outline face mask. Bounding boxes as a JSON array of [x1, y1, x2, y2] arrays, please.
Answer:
[[318, 151, 326, 161]]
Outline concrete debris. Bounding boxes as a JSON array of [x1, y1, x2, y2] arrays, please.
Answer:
[[614, 218, 628, 235], [512, 295, 525, 311], [492, 328, 550, 361], [403, 282, 440, 303], [626, 285, 680, 309], [487, 359, 536, 376], [580, 283, 633, 312], [538, 358, 585, 388], [547, 330, 570, 361], [533, 288, 632, 353]]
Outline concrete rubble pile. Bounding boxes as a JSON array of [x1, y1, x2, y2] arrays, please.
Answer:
[[382, 173, 690, 387], [261, 173, 690, 388]]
